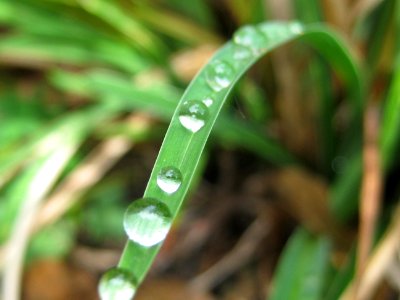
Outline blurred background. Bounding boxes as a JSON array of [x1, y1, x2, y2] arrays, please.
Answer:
[[0, 0, 399, 299]]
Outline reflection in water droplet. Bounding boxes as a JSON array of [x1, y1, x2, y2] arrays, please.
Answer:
[[178, 100, 209, 132], [233, 25, 266, 53], [202, 97, 214, 107], [205, 60, 235, 92], [157, 166, 182, 194], [124, 198, 172, 247], [98, 268, 136, 300]]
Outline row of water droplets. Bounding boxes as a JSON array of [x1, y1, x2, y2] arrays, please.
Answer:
[[98, 166, 183, 300], [98, 21, 303, 300]]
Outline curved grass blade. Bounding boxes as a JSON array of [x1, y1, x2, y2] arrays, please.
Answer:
[[333, 54, 400, 221], [111, 21, 362, 293], [269, 229, 331, 300], [294, 0, 336, 175]]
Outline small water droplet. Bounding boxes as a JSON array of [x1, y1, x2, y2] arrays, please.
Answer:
[[288, 22, 304, 34], [157, 166, 182, 194], [205, 60, 235, 92], [178, 100, 209, 132], [202, 97, 214, 107], [257, 22, 288, 40], [232, 44, 253, 61], [124, 198, 172, 247], [98, 268, 136, 300], [233, 25, 266, 53]]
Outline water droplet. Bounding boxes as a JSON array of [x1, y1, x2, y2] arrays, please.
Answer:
[[178, 100, 209, 132], [257, 22, 288, 40], [205, 60, 235, 92], [157, 166, 182, 194], [233, 25, 266, 53], [124, 198, 172, 247], [98, 268, 136, 300], [202, 97, 214, 107], [288, 22, 304, 34], [257, 22, 303, 42], [232, 44, 253, 61]]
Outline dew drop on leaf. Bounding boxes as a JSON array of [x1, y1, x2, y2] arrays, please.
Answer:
[[233, 25, 266, 53], [178, 100, 209, 132], [157, 166, 182, 194], [232, 44, 253, 61], [98, 268, 136, 300], [202, 97, 214, 107], [205, 60, 235, 92], [288, 21, 304, 34], [123, 198, 172, 247]]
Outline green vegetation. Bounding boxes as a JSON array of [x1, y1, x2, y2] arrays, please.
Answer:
[[0, 1, 399, 299]]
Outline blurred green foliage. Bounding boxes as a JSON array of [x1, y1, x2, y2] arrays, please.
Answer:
[[0, 0, 399, 299]]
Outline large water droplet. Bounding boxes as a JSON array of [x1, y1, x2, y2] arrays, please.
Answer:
[[98, 268, 136, 300], [178, 100, 209, 132], [205, 60, 235, 92], [124, 198, 172, 247], [157, 166, 182, 194], [233, 25, 266, 53]]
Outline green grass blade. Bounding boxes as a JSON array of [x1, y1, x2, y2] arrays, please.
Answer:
[[0, 35, 149, 72], [294, 0, 336, 174], [325, 249, 356, 300], [364, 0, 396, 71], [111, 21, 362, 291], [330, 154, 362, 220], [381, 57, 400, 169], [75, 0, 166, 60], [294, 0, 323, 23], [128, 4, 222, 45], [0, 106, 115, 237], [269, 229, 331, 300], [333, 55, 400, 220]]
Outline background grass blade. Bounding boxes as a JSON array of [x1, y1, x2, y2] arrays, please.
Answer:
[[115, 21, 362, 289], [380, 56, 400, 169], [269, 229, 331, 300]]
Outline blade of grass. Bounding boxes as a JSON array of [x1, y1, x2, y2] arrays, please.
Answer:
[[0, 102, 134, 237], [363, 0, 396, 72], [162, 0, 215, 27], [380, 56, 400, 169], [0, 35, 150, 72], [0, 1, 153, 71], [294, 0, 336, 175], [294, 0, 322, 23], [127, 4, 222, 45], [269, 228, 331, 300], [325, 248, 356, 300], [75, 0, 166, 60], [1, 124, 83, 300], [113, 21, 362, 290], [333, 53, 400, 221]]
